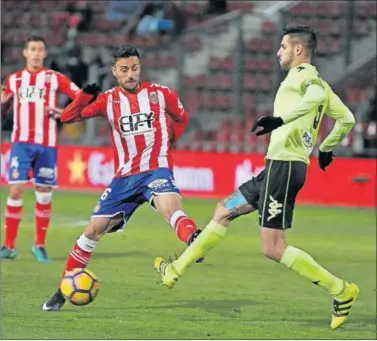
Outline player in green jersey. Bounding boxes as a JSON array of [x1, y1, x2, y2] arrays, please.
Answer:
[[153, 25, 358, 330]]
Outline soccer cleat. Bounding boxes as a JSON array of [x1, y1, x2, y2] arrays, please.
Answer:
[[187, 229, 205, 263], [41, 289, 66, 311], [31, 245, 51, 263], [0, 245, 18, 259], [154, 257, 180, 289], [330, 282, 360, 330]]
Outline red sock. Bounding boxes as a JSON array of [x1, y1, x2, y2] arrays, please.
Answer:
[[170, 210, 198, 244], [61, 234, 98, 278], [4, 198, 23, 250], [35, 201, 51, 246]]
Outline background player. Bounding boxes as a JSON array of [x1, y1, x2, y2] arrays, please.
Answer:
[[154, 25, 358, 330], [0, 36, 80, 262], [41, 44, 202, 311]]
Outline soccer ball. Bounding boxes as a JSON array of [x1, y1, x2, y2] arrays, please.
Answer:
[[60, 268, 100, 306]]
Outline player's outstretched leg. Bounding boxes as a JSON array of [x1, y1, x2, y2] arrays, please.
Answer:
[[172, 210, 204, 263], [154, 257, 181, 289], [154, 190, 255, 288], [187, 229, 204, 263], [152, 190, 204, 263], [41, 215, 119, 311], [262, 228, 359, 329], [279, 245, 360, 329], [32, 189, 53, 263], [41, 288, 66, 311], [330, 282, 359, 329], [154, 219, 226, 288]]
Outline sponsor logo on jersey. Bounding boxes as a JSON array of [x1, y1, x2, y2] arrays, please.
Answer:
[[118, 112, 155, 136]]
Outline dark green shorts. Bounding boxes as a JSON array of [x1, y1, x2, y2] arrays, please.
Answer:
[[239, 159, 307, 229]]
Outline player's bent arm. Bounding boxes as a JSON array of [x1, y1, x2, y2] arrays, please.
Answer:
[[163, 88, 189, 141], [319, 94, 356, 152], [281, 84, 326, 124], [61, 91, 104, 123], [170, 111, 188, 142], [1, 78, 13, 109]]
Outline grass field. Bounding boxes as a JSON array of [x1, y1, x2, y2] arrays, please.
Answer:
[[0, 190, 375, 339]]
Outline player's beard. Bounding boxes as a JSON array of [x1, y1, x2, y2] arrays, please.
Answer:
[[120, 79, 139, 93], [280, 54, 293, 71]]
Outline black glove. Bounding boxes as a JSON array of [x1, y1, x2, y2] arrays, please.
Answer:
[[318, 150, 334, 171], [83, 83, 101, 103], [83, 83, 101, 95], [251, 116, 284, 136]]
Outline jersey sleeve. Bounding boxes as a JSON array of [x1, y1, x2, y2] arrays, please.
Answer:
[[60, 91, 106, 123], [279, 67, 326, 124], [319, 90, 356, 152], [56, 72, 80, 99], [3, 75, 13, 98], [281, 84, 326, 124], [298, 72, 324, 95], [163, 87, 188, 141]]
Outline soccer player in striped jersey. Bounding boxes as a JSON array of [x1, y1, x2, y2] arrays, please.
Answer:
[[0, 36, 80, 262], [41, 44, 202, 311], [154, 25, 359, 330]]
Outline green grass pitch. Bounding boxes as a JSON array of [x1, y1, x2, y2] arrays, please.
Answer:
[[1, 190, 375, 339]]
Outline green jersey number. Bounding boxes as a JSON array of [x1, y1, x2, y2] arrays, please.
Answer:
[[313, 104, 324, 129]]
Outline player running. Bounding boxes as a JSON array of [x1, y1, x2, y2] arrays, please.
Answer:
[[154, 25, 358, 330], [41, 44, 202, 311], [0, 36, 80, 262]]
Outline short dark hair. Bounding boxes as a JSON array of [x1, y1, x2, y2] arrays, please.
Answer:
[[24, 35, 47, 49], [282, 25, 317, 56], [111, 44, 140, 65]]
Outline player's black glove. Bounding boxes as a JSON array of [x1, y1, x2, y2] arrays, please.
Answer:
[[318, 150, 334, 171], [83, 83, 101, 103], [251, 116, 284, 136], [83, 83, 101, 95]]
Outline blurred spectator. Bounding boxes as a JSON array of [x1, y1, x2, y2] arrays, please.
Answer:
[[204, 0, 228, 15], [135, 1, 176, 37], [65, 0, 93, 38], [76, 2, 93, 32], [65, 3, 83, 33], [164, 1, 186, 35], [107, 0, 140, 22], [1, 84, 13, 133]]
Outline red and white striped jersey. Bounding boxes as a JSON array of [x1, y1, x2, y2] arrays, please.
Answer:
[[61, 82, 188, 178], [3, 67, 80, 147]]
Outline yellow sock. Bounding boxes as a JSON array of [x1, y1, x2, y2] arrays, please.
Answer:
[[173, 220, 227, 275], [280, 245, 344, 297]]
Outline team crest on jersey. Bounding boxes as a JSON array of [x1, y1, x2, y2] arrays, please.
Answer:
[[93, 203, 101, 213], [149, 92, 159, 104]]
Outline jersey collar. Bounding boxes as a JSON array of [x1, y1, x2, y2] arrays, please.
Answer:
[[24, 66, 47, 74]]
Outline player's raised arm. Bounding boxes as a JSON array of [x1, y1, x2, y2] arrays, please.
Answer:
[[163, 87, 188, 142], [60, 84, 104, 123], [319, 91, 356, 153]]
